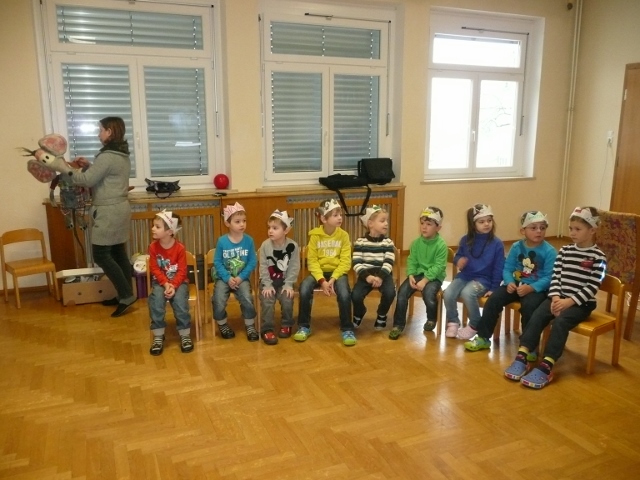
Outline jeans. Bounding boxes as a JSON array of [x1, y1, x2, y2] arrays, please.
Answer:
[[259, 285, 294, 333], [476, 285, 548, 340], [148, 282, 191, 334], [392, 277, 442, 328], [298, 274, 352, 331], [443, 278, 487, 328], [92, 243, 135, 304], [519, 297, 595, 361], [351, 275, 396, 319], [212, 279, 256, 321]]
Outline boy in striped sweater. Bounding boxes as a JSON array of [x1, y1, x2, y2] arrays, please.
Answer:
[[504, 206, 607, 389], [351, 206, 396, 332]]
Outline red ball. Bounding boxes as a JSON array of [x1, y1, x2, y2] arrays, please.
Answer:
[[213, 174, 229, 189]]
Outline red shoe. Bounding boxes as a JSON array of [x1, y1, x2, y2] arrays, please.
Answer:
[[278, 326, 292, 338], [262, 330, 278, 345]]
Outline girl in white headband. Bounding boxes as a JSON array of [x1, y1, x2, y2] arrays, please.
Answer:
[[444, 204, 505, 339]]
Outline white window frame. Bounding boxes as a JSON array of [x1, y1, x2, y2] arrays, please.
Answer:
[[34, 0, 227, 188], [260, 1, 395, 186], [425, 8, 543, 181]]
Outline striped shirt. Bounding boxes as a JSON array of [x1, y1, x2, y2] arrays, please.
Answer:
[[549, 243, 607, 306], [352, 235, 395, 280]]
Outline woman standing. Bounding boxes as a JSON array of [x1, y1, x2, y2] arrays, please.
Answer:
[[59, 117, 136, 317]]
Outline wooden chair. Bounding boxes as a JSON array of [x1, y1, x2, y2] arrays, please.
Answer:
[[1, 228, 60, 308], [203, 248, 259, 337], [596, 210, 640, 340], [407, 247, 455, 336], [146, 251, 202, 341], [540, 274, 625, 374]]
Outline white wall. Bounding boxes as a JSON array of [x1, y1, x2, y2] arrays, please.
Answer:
[[0, 0, 629, 289], [566, 0, 640, 222]]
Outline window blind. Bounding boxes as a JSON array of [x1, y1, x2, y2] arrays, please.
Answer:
[[62, 63, 136, 175], [270, 22, 380, 59], [271, 71, 322, 173], [144, 67, 208, 177], [56, 5, 204, 50], [333, 74, 379, 170]]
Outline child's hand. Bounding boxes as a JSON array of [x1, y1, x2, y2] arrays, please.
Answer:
[[408, 275, 417, 289], [282, 286, 294, 298], [506, 282, 518, 293], [415, 277, 427, 292], [368, 275, 382, 288], [516, 284, 534, 297], [551, 296, 574, 316], [321, 278, 335, 296], [457, 257, 468, 270], [262, 287, 275, 298], [164, 283, 175, 299], [228, 277, 241, 290], [484, 290, 493, 297]]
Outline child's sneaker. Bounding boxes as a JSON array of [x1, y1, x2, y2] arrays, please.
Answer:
[[464, 336, 490, 351], [504, 358, 530, 381], [457, 325, 477, 340], [262, 330, 278, 345], [180, 335, 194, 353], [445, 322, 459, 338], [521, 367, 554, 389], [353, 316, 363, 328], [342, 330, 357, 346], [293, 326, 311, 342], [278, 326, 292, 338], [218, 323, 235, 339], [423, 320, 437, 332], [374, 315, 387, 330], [388, 326, 404, 340], [150, 335, 164, 356], [246, 325, 259, 342]]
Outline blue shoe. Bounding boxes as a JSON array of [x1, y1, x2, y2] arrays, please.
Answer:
[[342, 330, 357, 346], [504, 359, 530, 381], [521, 367, 554, 389]]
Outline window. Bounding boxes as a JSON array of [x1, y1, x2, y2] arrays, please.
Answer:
[[37, 0, 224, 186], [260, 2, 394, 184], [426, 9, 543, 181]]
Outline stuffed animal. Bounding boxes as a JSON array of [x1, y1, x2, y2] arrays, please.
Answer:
[[23, 134, 90, 229], [131, 253, 149, 274]]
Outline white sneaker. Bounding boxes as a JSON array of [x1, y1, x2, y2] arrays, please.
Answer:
[[445, 322, 459, 338], [457, 325, 478, 340]]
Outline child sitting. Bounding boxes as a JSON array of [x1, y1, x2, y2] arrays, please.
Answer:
[[294, 199, 353, 345], [258, 210, 300, 345], [464, 211, 557, 352], [213, 202, 259, 341], [351, 206, 396, 331], [148, 210, 193, 356], [389, 206, 448, 339], [444, 204, 505, 339], [504, 207, 606, 389]]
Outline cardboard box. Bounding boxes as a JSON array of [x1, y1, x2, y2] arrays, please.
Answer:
[[61, 277, 117, 306]]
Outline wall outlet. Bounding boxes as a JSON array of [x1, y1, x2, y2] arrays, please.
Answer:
[[607, 130, 614, 145]]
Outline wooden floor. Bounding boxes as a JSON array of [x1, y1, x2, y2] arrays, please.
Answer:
[[2, 266, 640, 478]]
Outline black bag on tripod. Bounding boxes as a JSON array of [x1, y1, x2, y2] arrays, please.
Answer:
[[357, 158, 395, 185], [318, 174, 371, 217]]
